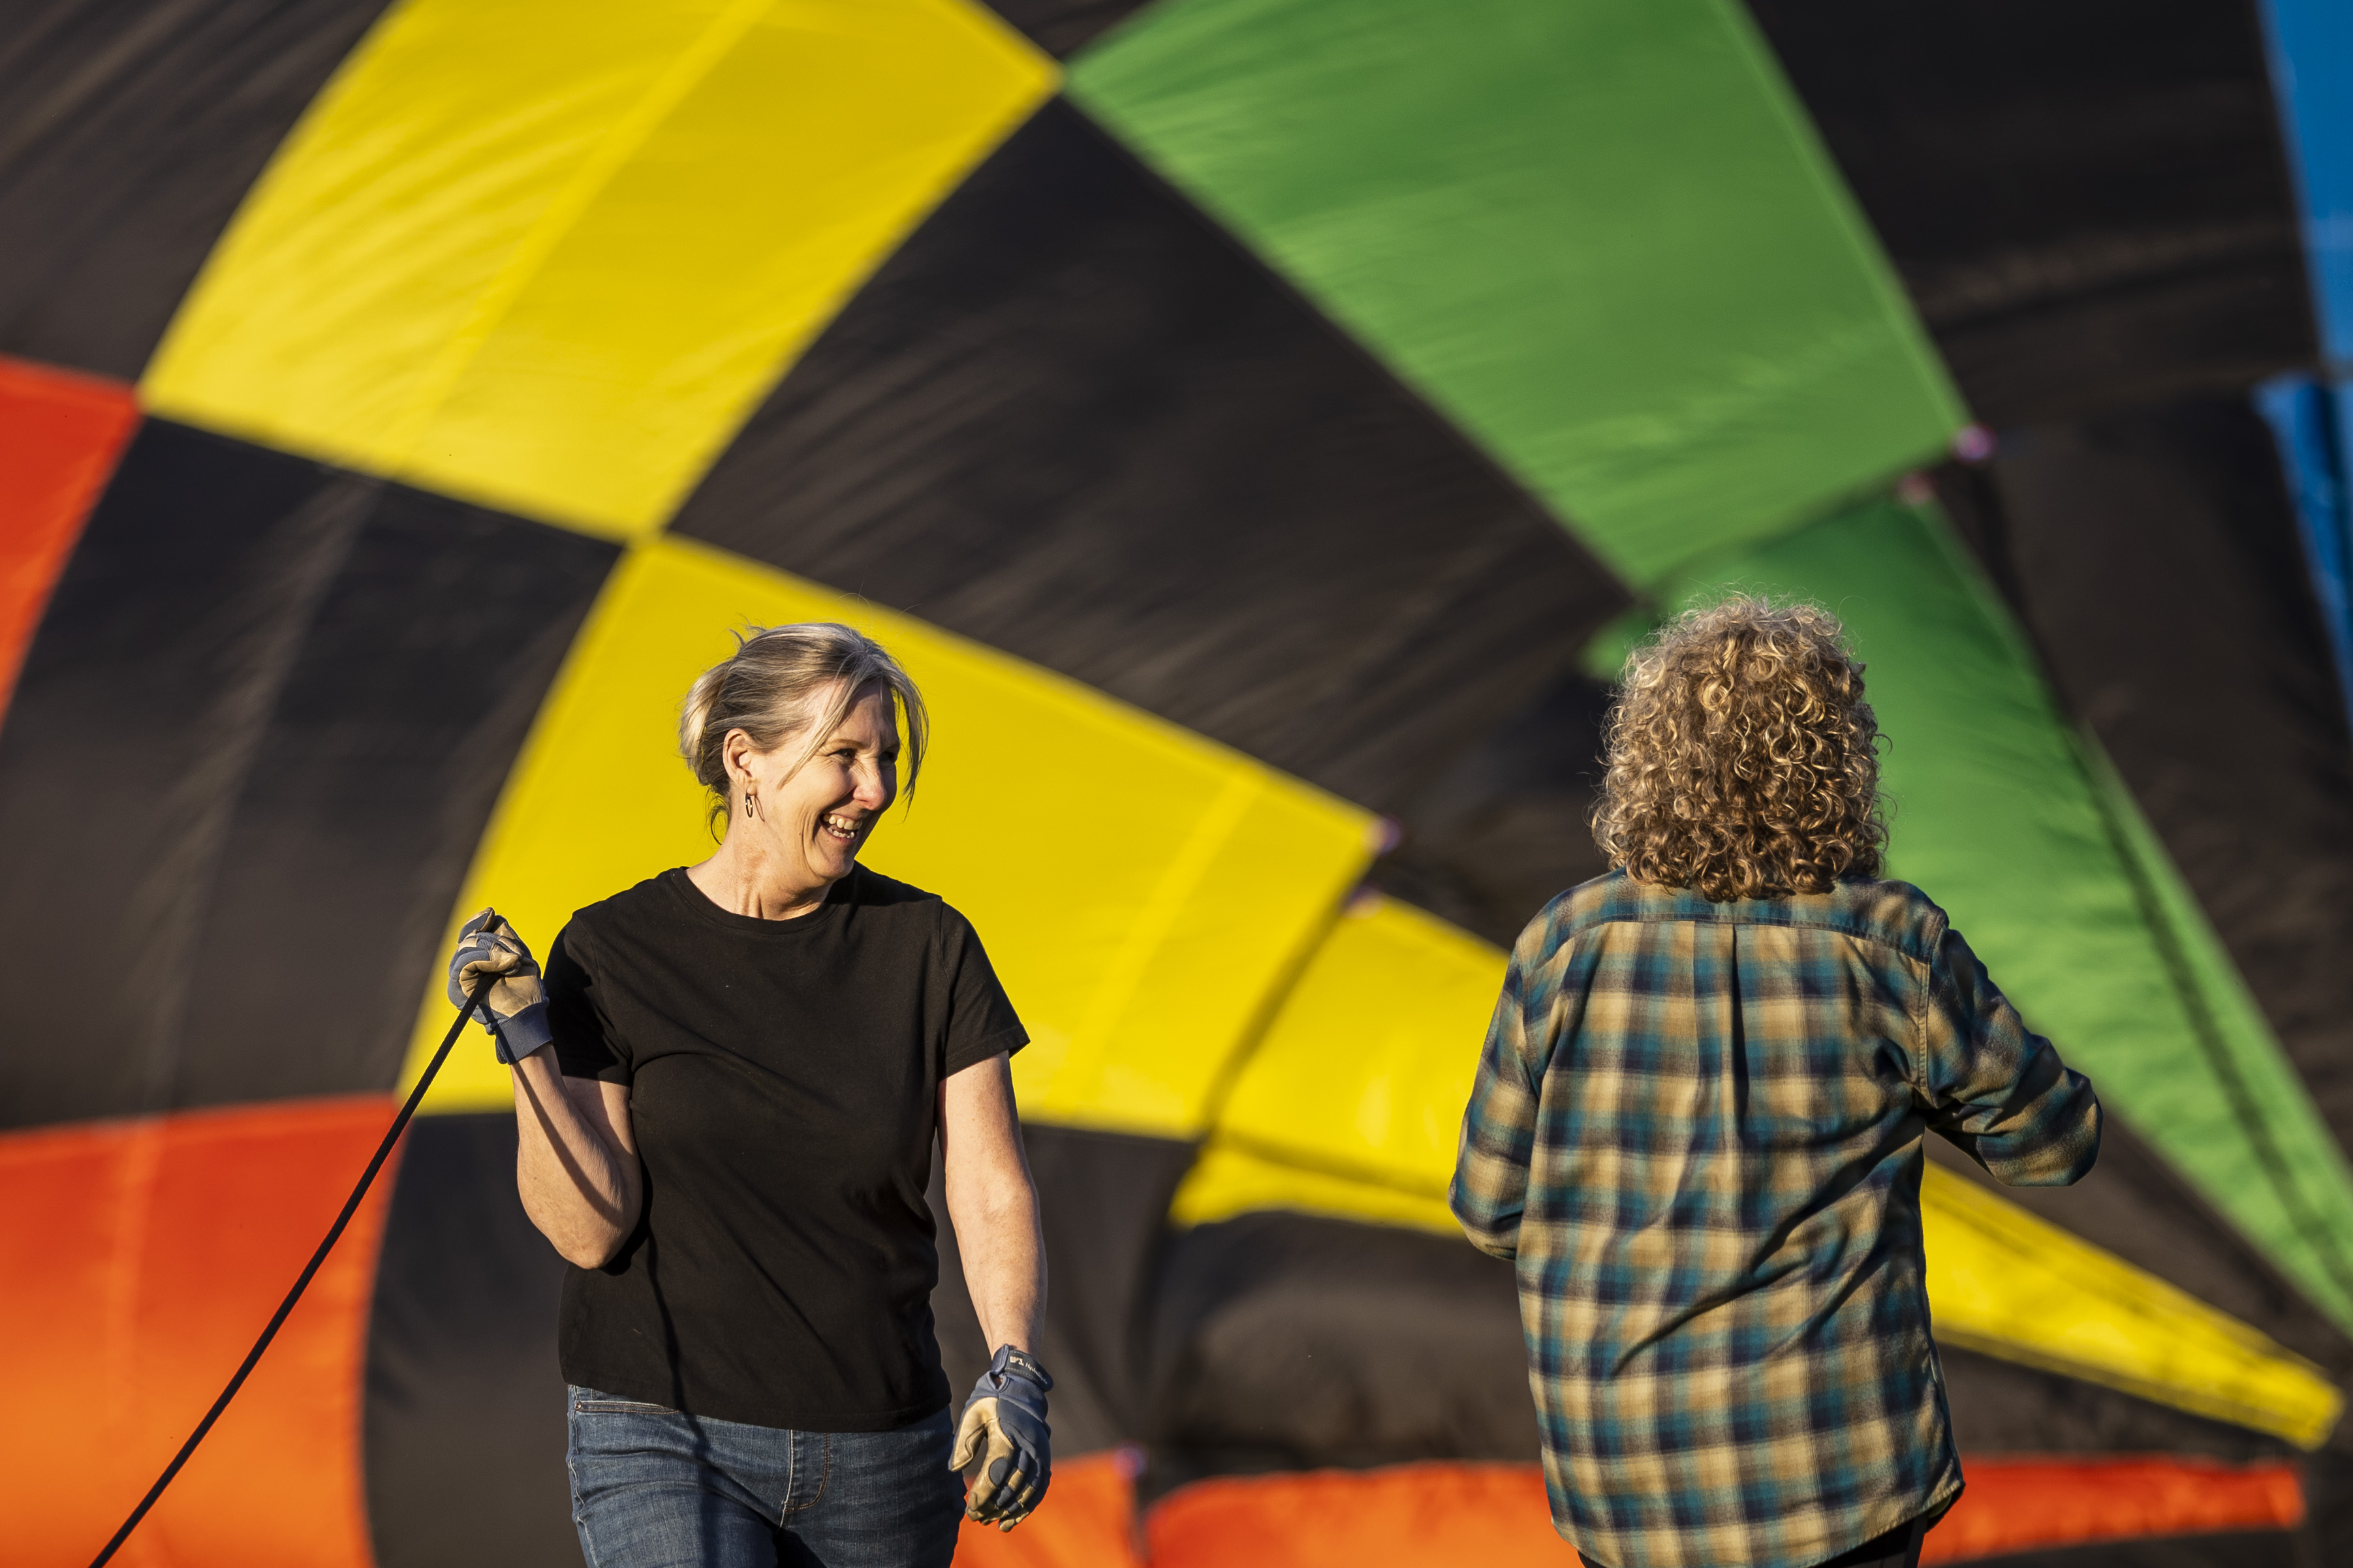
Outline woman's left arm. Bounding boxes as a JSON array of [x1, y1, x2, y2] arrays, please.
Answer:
[[940, 1052, 1045, 1353]]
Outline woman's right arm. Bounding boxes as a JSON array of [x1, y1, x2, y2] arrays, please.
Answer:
[[1450, 923, 1553, 1260], [447, 908, 642, 1267], [512, 1055, 641, 1268]]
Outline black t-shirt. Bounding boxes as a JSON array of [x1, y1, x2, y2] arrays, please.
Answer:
[[544, 863, 1025, 1431]]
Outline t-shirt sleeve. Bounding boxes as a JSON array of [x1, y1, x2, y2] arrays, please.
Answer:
[[939, 908, 1027, 1077], [546, 921, 632, 1084]]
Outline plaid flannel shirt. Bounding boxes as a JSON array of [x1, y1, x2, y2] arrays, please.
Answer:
[[1452, 872, 2100, 1568]]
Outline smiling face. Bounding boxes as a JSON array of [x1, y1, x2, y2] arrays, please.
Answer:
[[725, 679, 901, 899]]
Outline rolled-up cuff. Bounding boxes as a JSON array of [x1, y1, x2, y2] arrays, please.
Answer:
[[493, 1001, 555, 1065]]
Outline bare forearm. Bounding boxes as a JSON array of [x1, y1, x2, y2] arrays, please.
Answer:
[[939, 1053, 1045, 1354], [512, 1056, 638, 1267], [950, 1179, 1045, 1353]]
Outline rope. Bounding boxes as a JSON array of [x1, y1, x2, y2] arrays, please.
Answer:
[[86, 966, 498, 1567]]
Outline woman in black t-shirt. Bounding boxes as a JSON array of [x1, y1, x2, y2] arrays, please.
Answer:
[[446, 622, 1053, 1568]]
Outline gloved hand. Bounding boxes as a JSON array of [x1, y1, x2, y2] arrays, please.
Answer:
[[950, 1344, 1052, 1530], [445, 908, 552, 1065]]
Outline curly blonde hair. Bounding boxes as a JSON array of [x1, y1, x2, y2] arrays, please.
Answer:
[[1593, 596, 1885, 902]]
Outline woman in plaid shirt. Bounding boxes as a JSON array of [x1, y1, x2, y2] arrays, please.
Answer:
[[1451, 596, 2100, 1568]]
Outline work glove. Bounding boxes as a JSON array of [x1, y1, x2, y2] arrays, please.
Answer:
[[445, 908, 552, 1064], [950, 1344, 1052, 1530]]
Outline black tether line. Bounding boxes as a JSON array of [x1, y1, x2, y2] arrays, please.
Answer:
[[87, 964, 499, 1568]]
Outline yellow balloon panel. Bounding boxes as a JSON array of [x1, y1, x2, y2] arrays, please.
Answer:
[[1212, 893, 1507, 1186], [1169, 896, 2341, 1449], [1920, 1161, 2343, 1449], [1178, 1143, 2338, 1447], [399, 534, 1377, 1131], [1170, 1139, 1457, 1235], [1169, 893, 1502, 1227], [142, 0, 1054, 538]]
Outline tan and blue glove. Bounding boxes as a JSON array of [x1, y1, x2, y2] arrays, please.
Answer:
[[444, 908, 552, 1065], [950, 1344, 1052, 1530]]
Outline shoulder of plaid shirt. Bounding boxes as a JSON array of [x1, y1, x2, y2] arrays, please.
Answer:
[[1450, 869, 2100, 1568]]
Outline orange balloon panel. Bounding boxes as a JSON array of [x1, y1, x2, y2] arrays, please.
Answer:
[[954, 1450, 1144, 1568], [1920, 1455, 2304, 1563], [0, 1095, 399, 1568], [1138, 1456, 2307, 1567], [0, 354, 138, 713], [1147, 1463, 1571, 1568]]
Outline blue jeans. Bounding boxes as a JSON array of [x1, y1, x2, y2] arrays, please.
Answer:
[[566, 1387, 963, 1568]]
